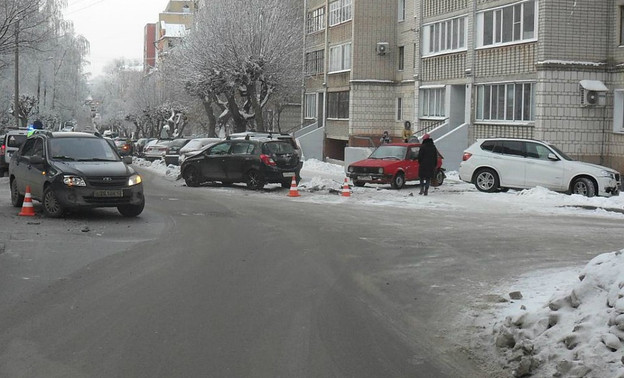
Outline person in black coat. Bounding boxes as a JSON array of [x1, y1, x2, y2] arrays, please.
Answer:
[[417, 134, 438, 195]]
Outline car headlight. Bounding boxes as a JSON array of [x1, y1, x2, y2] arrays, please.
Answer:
[[128, 173, 142, 186], [378, 167, 383, 174], [348, 166, 354, 173], [63, 175, 86, 187], [600, 170, 615, 179]]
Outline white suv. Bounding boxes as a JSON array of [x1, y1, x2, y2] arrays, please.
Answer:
[[458, 138, 621, 197]]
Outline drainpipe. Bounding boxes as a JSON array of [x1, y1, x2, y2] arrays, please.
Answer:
[[301, 0, 307, 130], [322, 0, 329, 159]]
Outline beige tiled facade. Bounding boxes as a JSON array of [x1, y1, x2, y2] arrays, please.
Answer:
[[303, 0, 624, 173]]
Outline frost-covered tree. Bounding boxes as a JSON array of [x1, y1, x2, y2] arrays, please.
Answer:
[[170, 0, 302, 134]]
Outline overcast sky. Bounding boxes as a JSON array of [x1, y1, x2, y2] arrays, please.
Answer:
[[63, 0, 166, 77]]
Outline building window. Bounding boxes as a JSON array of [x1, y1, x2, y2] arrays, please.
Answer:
[[307, 7, 325, 34], [620, 6, 624, 46], [423, 16, 467, 55], [398, 46, 405, 71], [614, 90, 624, 133], [420, 87, 445, 118], [397, 97, 403, 120], [476, 82, 535, 122], [398, 0, 406, 21], [329, 0, 352, 26], [477, 0, 537, 47], [327, 91, 349, 119], [305, 93, 318, 119], [305, 49, 324, 75], [329, 42, 351, 73]]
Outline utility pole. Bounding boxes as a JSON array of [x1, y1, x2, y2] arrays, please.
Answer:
[[14, 20, 19, 128]]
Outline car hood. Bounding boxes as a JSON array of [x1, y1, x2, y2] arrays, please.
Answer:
[[568, 160, 619, 175], [350, 158, 404, 168], [53, 161, 135, 177]]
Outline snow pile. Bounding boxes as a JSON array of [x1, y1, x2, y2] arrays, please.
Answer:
[[493, 250, 624, 377]]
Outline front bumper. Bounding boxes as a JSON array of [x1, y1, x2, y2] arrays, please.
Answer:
[[347, 172, 393, 184], [49, 182, 144, 209], [598, 176, 620, 197]]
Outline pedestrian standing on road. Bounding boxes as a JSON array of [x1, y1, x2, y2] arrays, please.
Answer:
[[380, 130, 391, 144], [27, 119, 44, 137], [417, 134, 438, 196], [402, 121, 413, 142]]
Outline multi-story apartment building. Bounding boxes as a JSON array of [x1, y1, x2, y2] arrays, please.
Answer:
[[303, 0, 624, 172]]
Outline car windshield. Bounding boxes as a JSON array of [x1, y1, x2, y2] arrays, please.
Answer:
[[548, 144, 573, 161], [48, 137, 119, 161], [369, 145, 407, 160]]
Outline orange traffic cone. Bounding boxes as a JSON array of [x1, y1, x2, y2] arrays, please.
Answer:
[[287, 176, 300, 197], [19, 185, 36, 216], [341, 177, 351, 197]]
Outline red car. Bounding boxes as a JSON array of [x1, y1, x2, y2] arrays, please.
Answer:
[[347, 143, 444, 189]]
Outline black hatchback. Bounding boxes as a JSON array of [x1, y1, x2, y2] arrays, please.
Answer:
[[9, 131, 145, 217], [180, 138, 302, 190]]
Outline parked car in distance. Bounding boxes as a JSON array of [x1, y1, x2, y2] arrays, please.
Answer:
[[1, 129, 29, 176], [163, 138, 191, 165], [143, 139, 173, 162], [180, 137, 302, 190], [134, 137, 157, 157], [9, 131, 144, 217], [178, 137, 222, 165], [113, 138, 134, 156], [346, 143, 444, 189], [230, 132, 302, 158], [458, 138, 621, 197]]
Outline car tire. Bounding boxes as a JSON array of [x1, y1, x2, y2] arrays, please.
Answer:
[[391, 172, 405, 189], [246, 170, 265, 190], [281, 180, 291, 189], [353, 180, 365, 187], [571, 177, 596, 197], [474, 168, 500, 193], [42, 187, 64, 218], [118, 198, 145, 217], [10, 179, 24, 208], [431, 169, 445, 187], [183, 166, 202, 187]]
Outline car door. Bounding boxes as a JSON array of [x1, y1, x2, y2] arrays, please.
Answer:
[[13, 138, 46, 198], [493, 140, 526, 188], [523, 141, 565, 190], [405, 146, 421, 181], [223, 141, 256, 181], [199, 142, 230, 181]]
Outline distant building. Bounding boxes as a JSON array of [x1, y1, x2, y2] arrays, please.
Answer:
[[144, 23, 157, 72]]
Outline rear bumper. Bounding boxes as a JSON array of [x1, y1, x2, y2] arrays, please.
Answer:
[[261, 163, 303, 183]]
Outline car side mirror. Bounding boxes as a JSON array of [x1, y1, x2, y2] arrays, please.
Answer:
[[123, 156, 133, 164], [547, 153, 559, 161], [29, 156, 44, 165]]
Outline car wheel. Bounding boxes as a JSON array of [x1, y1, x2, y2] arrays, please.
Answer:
[[42, 187, 64, 218], [391, 172, 405, 189], [474, 168, 499, 192], [431, 169, 445, 187], [353, 180, 365, 187], [10, 179, 24, 208], [118, 198, 145, 217], [183, 166, 202, 187], [281, 180, 292, 189], [246, 170, 265, 190], [571, 177, 596, 197]]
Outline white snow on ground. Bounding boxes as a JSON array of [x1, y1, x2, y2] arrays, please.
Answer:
[[82, 158, 624, 376]]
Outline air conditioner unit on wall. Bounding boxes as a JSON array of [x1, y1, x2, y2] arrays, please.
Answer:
[[376, 42, 389, 55], [579, 80, 608, 107]]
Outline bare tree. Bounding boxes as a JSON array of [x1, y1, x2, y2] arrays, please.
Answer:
[[169, 0, 302, 134]]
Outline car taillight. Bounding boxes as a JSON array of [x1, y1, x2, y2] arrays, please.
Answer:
[[260, 154, 276, 166], [0, 144, 5, 156], [462, 152, 472, 161]]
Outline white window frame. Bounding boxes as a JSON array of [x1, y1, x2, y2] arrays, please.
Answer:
[[329, 42, 352, 73], [398, 0, 406, 22], [476, 0, 538, 48], [422, 15, 468, 56], [614, 90, 624, 133], [420, 86, 446, 118], [329, 0, 352, 26], [305, 93, 318, 119], [306, 7, 325, 34], [397, 97, 403, 121], [475, 82, 535, 122]]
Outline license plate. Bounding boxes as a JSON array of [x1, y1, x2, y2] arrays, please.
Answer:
[[282, 172, 295, 177], [94, 189, 123, 198], [358, 176, 372, 180]]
